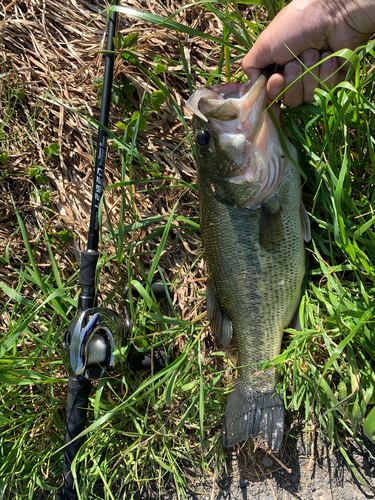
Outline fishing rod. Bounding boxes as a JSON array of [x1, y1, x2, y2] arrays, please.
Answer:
[[60, 2, 168, 498]]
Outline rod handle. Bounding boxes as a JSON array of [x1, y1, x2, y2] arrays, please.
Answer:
[[61, 376, 91, 500]]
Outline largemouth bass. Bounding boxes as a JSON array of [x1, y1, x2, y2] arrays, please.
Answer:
[[186, 74, 310, 451]]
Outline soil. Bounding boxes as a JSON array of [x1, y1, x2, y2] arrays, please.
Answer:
[[125, 418, 375, 500], [188, 432, 375, 500], [35, 432, 375, 500]]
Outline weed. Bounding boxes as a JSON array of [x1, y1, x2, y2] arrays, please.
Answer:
[[44, 143, 60, 159], [25, 165, 49, 184]]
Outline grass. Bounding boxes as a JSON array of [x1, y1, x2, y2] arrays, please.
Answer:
[[0, 0, 374, 498]]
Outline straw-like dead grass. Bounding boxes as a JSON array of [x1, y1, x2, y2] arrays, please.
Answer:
[[0, 0, 234, 324]]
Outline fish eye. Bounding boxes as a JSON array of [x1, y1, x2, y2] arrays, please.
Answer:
[[197, 130, 210, 147]]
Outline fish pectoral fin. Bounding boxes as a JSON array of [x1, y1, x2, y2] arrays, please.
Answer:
[[222, 386, 284, 451], [300, 199, 311, 242], [206, 280, 233, 348], [259, 204, 284, 252]]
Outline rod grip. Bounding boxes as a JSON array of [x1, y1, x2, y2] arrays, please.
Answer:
[[79, 250, 99, 287], [61, 376, 91, 500]]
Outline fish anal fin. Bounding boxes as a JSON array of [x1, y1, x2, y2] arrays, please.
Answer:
[[300, 199, 311, 242], [206, 280, 233, 348], [290, 309, 301, 331], [222, 386, 284, 451], [259, 205, 284, 252], [289, 297, 302, 331]]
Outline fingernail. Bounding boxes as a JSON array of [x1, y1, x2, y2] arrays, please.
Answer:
[[321, 52, 335, 67], [285, 61, 302, 80], [273, 80, 284, 92], [270, 83, 284, 99], [304, 49, 319, 67]]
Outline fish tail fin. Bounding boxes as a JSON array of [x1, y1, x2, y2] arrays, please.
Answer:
[[222, 386, 284, 451]]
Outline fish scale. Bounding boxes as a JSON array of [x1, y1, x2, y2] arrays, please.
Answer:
[[187, 73, 310, 450], [200, 156, 304, 386], [199, 146, 305, 450]]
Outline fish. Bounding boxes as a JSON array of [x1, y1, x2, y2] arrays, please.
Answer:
[[186, 74, 311, 451]]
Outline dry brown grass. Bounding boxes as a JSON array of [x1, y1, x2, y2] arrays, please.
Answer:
[[0, 0, 238, 324]]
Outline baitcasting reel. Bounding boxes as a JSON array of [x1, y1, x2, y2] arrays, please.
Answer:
[[62, 283, 171, 382], [60, 287, 171, 500], [62, 307, 132, 380]]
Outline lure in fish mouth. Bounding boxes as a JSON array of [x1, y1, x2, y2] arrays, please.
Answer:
[[187, 75, 310, 450]]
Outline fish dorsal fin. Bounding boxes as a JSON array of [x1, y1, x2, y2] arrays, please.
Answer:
[[259, 204, 284, 252], [206, 280, 233, 348], [300, 199, 311, 242]]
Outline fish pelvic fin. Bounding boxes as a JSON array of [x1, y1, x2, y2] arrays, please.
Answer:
[[207, 280, 233, 348], [222, 386, 284, 451]]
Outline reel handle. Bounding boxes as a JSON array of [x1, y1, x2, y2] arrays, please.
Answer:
[[128, 347, 170, 371], [128, 279, 170, 300]]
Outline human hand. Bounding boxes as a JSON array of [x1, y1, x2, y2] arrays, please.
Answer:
[[242, 0, 375, 106]]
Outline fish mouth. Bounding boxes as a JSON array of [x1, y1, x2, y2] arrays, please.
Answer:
[[185, 76, 267, 137], [187, 76, 287, 207]]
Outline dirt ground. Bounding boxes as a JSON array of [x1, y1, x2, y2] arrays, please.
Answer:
[[211, 434, 375, 500], [153, 421, 375, 500]]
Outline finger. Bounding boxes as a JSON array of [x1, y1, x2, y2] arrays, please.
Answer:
[[241, 0, 330, 78], [267, 73, 285, 101], [283, 60, 303, 107], [301, 48, 320, 102], [246, 68, 262, 85], [241, 4, 302, 76], [319, 51, 340, 90]]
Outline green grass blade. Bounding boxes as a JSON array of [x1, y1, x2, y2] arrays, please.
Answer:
[[107, 5, 247, 54]]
